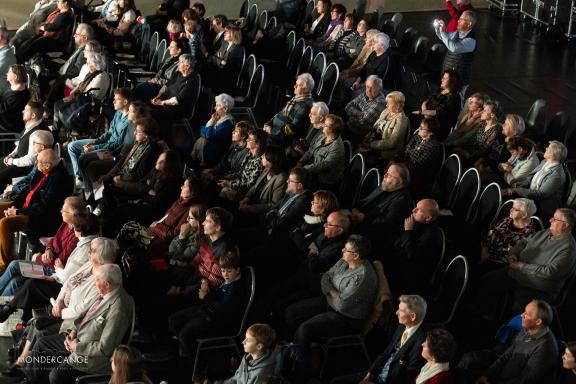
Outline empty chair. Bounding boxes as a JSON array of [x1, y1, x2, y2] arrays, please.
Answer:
[[470, 182, 502, 236], [266, 16, 277, 32], [545, 112, 573, 144], [309, 52, 326, 94], [524, 98, 548, 138], [427, 255, 469, 325], [287, 38, 306, 78], [258, 9, 269, 31], [433, 153, 461, 206], [450, 167, 481, 221], [245, 3, 259, 33], [396, 27, 419, 57], [353, 168, 381, 206], [316, 62, 339, 106], [232, 64, 265, 127], [235, 54, 257, 98], [339, 153, 365, 208], [380, 19, 395, 37], [404, 36, 429, 71], [422, 43, 447, 79], [342, 139, 352, 164], [149, 39, 167, 72], [239, 0, 251, 18], [297, 46, 313, 75], [390, 12, 403, 37], [286, 30, 296, 55]]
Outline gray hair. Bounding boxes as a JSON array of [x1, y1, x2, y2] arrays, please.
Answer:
[[390, 163, 411, 186], [513, 198, 537, 217], [94, 264, 123, 287], [366, 75, 382, 90], [215, 93, 235, 111], [346, 234, 371, 259], [365, 29, 379, 42], [373, 32, 390, 51], [30, 130, 54, 147], [312, 101, 329, 117], [91, 238, 119, 265], [399, 294, 428, 323], [297, 73, 315, 93], [87, 52, 107, 71], [547, 140, 568, 163], [179, 53, 195, 69], [505, 114, 525, 136], [63, 196, 88, 215], [76, 23, 94, 40], [38, 149, 60, 166]]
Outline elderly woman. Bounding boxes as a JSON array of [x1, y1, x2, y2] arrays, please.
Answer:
[[53, 52, 110, 134], [218, 128, 266, 201], [304, 0, 332, 40], [0, 65, 31, 133], [416, 69, 462, 140], [238, 146, 288, 221], [299, 114, 346, 190], [134, 39, 187, 102], [191, 93, 235, 168], [479, 198, 537, 272], [348, 32, 390, 95], [201, 120, 251, 186], [285, 234, 378, 353], [505, 140, 567, 220], [361, 91, 409, 162], [265, 73, 314, 147], [0, 197, 89, 295], [561, 342, 576, 384], [288, 101, 329, 164], [0, 149, 72, 270], [445, 92, 489, 147], [2, 237, 117, 373], [498, 136, 539, 187], [415, 328, 457, 384]]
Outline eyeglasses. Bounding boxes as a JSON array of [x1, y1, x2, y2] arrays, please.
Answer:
[[324, 223, 341, 228], [550, 217, 568, 224], [287, 179, 300, 184], [342, 247, 357, 254], [383, 172, 399, 180]]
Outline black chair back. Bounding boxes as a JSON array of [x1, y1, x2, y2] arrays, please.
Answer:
[[525, 98, 548, 138], [428, 255, 469, 326], [353, 167, 380, 206], [433, 153, 461, 206], [450, 167, 480, 221], [545, 112, 571, 143], [339, 153, 365, 208], [310, 52, 326, 93], [236, 54, 257, 97], [287, 38, 305, 76], [242, 64, 265, 108], [316, 62, 339, 106], [150, 39, 167, 72], [397, 27, 418, 57], [471, 182, 502, 236], [530, 215, 544, 231], [258, 9, 269, 31], [297, 46, 313, 75], [342, 140, 352, 164], [493, 199, 515, 228]]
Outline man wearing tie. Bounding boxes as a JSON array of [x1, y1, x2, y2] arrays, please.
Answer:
[[331, 294, 427, 384], [22, 263, 134, 384]]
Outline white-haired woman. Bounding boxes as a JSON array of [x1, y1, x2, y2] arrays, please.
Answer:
[[504, 140, 568, 220], [191, 93, 235, 167], [53, 52, 110, 133], [480, 198, 537, 272]]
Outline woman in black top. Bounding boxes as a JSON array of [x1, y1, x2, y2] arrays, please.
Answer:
[[0, 65, 30, 133]]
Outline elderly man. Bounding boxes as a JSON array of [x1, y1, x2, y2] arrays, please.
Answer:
[[387, 199, 443, 296], [0, 149, 72, 269], [0, 101, 51, 190], [505, 140, 567, 221], [264, 73, 314, 147], [475, 300, 558, 384], [351, 163, 413, 248], [445, 0, 475, 32], [435, 10, 477, 95], [22, 263, 133, 384], [68, 88, 132, 187], [478, 208, 576, 317], [0, 28, 17, 97], [345, 75, 387, 143], [331, 295, 427, 384]]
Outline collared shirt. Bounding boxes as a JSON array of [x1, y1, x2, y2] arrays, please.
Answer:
[[345, 93, 387, 135], [434, 27, 476, 54]]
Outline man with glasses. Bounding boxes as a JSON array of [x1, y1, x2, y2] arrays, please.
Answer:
[[0, 149, 72, 270], [478, 208, 576, 318]]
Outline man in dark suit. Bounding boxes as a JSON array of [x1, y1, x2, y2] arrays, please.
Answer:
[[0, 149, 72, 270], [204, 14, 228, 55], [22, 264, 134, 384], [351, 163, 414, 252], [331, 294, 427, 384]]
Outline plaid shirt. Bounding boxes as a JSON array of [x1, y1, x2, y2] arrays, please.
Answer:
[[404, 134, 443, 173], [345, 93, 387, 135]]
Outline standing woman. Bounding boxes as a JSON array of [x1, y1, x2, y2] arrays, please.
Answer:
[[0, 65, 30, 133]]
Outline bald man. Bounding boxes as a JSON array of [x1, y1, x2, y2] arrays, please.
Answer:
[[0, 149, 72, 269], [386, 199, 444, 296]]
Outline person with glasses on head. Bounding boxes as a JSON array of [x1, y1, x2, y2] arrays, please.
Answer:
[[0, 149, 72, 272], [477, 208, 576, 319]]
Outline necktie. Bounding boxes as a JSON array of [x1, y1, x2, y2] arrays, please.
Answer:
[[81, 296, 104, 324], [400, 329, 409, 348]]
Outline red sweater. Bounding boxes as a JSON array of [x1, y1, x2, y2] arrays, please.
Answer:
[[413, 370, 453, 384], [148, 197, 194, 257], [41, 223, 78, 268], [445, 2, 475, 32]]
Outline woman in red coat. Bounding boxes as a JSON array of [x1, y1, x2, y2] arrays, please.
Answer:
[[414, 328, 456, 384]]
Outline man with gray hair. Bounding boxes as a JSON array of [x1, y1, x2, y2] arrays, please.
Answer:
[[264, 73, 314, 146], [332, 294, 427, 384], [0, 148, 73, 268], [0, 28, 17, 97], [344, 74, 387, 143]]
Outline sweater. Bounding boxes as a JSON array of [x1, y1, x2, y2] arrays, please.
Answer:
[[220, 351, 275, 384], [92, 111, 132, 152]]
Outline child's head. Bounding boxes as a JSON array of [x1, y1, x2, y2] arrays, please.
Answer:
[[243, 324, 276, 356], [184, 18, 200, 35], [192, 2, 206, 18], [167, 19, 183, 40], [110, 345, 145, 382], [219, 250, 241, 283]]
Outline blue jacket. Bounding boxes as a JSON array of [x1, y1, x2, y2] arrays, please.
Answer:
[[200, 116, 234, 167], [93, 111, 132, 152]]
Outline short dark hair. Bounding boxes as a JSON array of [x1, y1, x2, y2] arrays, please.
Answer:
[[247, 323, 276, 350], [506, 136, 531, 152], [234, 121, 252, 141], [289, 167, 310, 189], [74, 213, 100, 237], [325, 114, 343, 137], [27, 101, 44, 118], [206, 207, 233, 233], [247, 128, 267, 156], [483, 99, 503, 122], [331, 4, 346, 19], [9, 64, 27, 84], [346, 234, 371, 259], [159, 150, 182, 179], [533, 299, 553, 326], [129, 101, 151, 120], [264, 145, 286, 175], [135, 119, 159, 138], [421, 117, 440, 136], [426, 328, 457, 363], [220, 249, 241, 269], [114, 87, 132, 101], [442, 69, 462, 94], [213, 14, 228, 27], [191, 2, 206, 17]]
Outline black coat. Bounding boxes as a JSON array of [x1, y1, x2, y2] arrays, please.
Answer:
[[13, 161, 73, 236], [268, 191, 313, 236], [0, 89, 31, 133], [368, 324, 427, 384]]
